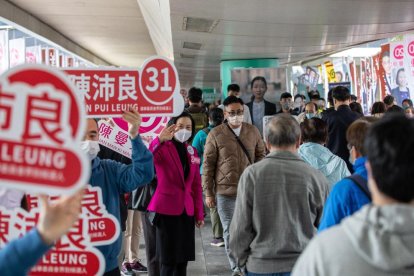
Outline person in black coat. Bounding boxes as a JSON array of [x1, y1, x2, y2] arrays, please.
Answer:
[[246, 76, 277, 135], [322, 86, 362, 172]]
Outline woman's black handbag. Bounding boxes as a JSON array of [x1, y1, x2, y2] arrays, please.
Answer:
[[128, 175, 157, 212]]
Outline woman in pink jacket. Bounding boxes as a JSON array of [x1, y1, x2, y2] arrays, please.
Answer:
[[147, 112, 204, 276]]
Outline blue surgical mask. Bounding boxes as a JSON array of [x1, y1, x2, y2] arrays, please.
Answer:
[[305, 113, 315, 120]]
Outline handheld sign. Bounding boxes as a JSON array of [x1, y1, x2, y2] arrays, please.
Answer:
[[65, 56, 184, 118], [0, 64, 90, 195]]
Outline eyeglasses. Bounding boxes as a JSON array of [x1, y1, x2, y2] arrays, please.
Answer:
[[226, 110, 244, 117]]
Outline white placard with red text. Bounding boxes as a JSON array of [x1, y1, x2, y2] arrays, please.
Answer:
[[9, 38, 26, 68], [0, 64, 90, 195], [65, 56, 184, 118], [390, 41, 404, 91], [98, 116, 170, 157], [403, 34, 414, 100], [0, 185, 120, 275]]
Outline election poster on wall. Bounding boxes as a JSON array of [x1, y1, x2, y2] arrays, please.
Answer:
[[26, 46, 42, 64], [0, 30, 9, 74], [9, 38, 26, 68], [65, 56, 184, 118], [0, 64, 90, 195], [403, 34, 414, 101], [390, 41, 406, 104], [379, 44, 391, 97]]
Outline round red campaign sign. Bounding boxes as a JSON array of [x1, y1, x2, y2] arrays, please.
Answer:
[[408, 41, 414, 57], [140, 57, 177, 106], [393, 45, 404, 60]]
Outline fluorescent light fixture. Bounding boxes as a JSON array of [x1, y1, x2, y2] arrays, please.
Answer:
[[0, 25, 14, 30], [330, 47, 381, 58]]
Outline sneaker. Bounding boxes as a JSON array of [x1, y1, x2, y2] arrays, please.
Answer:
[[131, 260, 148, 273], [121, 263, 134, 276], [210, 237, 225, 247]]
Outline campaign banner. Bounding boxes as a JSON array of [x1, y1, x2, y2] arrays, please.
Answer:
[[0, 30, 9, 74], [48, 48, 59, 67], [379, 44, 391, 98], [26, 46, 42, 64], [390, 41, 404, 91], [0, 64, 90, 195], [65, 56, 184, 118], [372, 53, 382, 101], [98, 116, 170, 157], [0, 185, 119, 275], [9, 38, 26, 68], [403, 34, 414, 101], [298, 66, 319, 89], [324, 61, 336, 83], [349, 61, 356, 96]]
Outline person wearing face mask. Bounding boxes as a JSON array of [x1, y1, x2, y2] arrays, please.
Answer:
[[203, 96, 266, 276], [318, 119, 372, 232], [218, 84, 252, 124], [147, 112, 204, 276], [297, 102, 320, 123], [246, 76, 277, 136], [82, 108, 154, 276], [277, 92, 298, 116]]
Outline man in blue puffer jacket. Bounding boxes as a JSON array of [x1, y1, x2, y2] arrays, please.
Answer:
[[318, 119, 371, 232], [81, 109, 154, 275]]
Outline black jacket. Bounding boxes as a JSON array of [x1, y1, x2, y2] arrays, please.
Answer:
[[246, 100, 277, 123], [322, 105, 362, 172]]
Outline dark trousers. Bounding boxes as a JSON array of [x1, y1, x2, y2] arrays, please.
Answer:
[[160, 262, 187, 276], [103, 267, 120, 276], [142, 212, 160, 276]]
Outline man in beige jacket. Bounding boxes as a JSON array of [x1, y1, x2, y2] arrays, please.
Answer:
[[203, 96, 266, 276]]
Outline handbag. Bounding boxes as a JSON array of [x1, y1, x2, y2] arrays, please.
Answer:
[[129, 173, 157, 212]]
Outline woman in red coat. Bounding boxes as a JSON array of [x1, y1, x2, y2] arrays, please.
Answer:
[[147, 112, 204, 276]]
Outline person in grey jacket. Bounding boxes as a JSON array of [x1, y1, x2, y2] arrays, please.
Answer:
[[292, 114, 414, 276], [229, 114, 330, 276]]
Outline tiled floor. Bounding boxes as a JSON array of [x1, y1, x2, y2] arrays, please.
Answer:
[[138, 215, 231, 276]]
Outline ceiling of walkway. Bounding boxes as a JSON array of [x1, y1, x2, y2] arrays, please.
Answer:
[[6, 0, 414, 90]]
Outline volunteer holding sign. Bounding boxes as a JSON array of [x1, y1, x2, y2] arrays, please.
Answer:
[[83, 107, 154, 276]]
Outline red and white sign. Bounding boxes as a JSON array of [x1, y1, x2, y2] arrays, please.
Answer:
[[0, 64, 90, 195], [404, 34, 414, 100], [65, 56, 184, 118], [26, 46, 42, 64], [9, 38, 26, 68], [0, 185, 120, 275], [391, 41, 404, 91], [98, 116, 169, 157]]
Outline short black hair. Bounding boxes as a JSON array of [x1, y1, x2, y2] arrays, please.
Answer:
[[327, 89, 334, 106], [383, 95, 394, 105], [365, 114, 414, 202], [188, 87, 203, 103], [310, 94, 320, 101], [300, 118, 327, 144], [386, 105, 404, 114], [223, 95, 244, 107], [208, 107, 224, 127], [294, 94, 305, 101], [332, 86, 351, 101], [169, 112, 196, 141], [227, 83, 240, 92], [350, 102, 364, 116], [280, 92, 292, 100], [350, 95, 357, 102], [402, 99, 413, 107]]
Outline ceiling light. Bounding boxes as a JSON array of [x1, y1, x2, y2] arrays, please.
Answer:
[[330, 47, 381, 58], [182, 17, 219, 33]]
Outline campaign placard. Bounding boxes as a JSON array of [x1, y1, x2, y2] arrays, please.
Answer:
[[98, 116, 170, 157], [0, 185, 120, 275], [65, 56, 184, 118], [0, 64, 90, 195]]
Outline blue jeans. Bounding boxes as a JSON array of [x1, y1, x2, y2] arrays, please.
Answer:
[[246, 272, 291, 276]]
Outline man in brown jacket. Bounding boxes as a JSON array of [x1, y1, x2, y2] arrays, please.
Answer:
[[203, 96, 266, 276]]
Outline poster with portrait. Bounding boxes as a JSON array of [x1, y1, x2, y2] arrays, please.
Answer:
[[231, 67, 287, 110], [379, 44, 391, 98], [298, 66, 319, 90], [390, 41, 406, 105], [403, 34, 414, 101]]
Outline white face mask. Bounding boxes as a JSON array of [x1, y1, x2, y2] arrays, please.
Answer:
[[174, 129, 192, 143], [80, 140, 100, 161], [228, 115, 244, 127]]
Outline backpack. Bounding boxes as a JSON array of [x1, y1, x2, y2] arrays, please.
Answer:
[[189, 112, 208, 134]]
